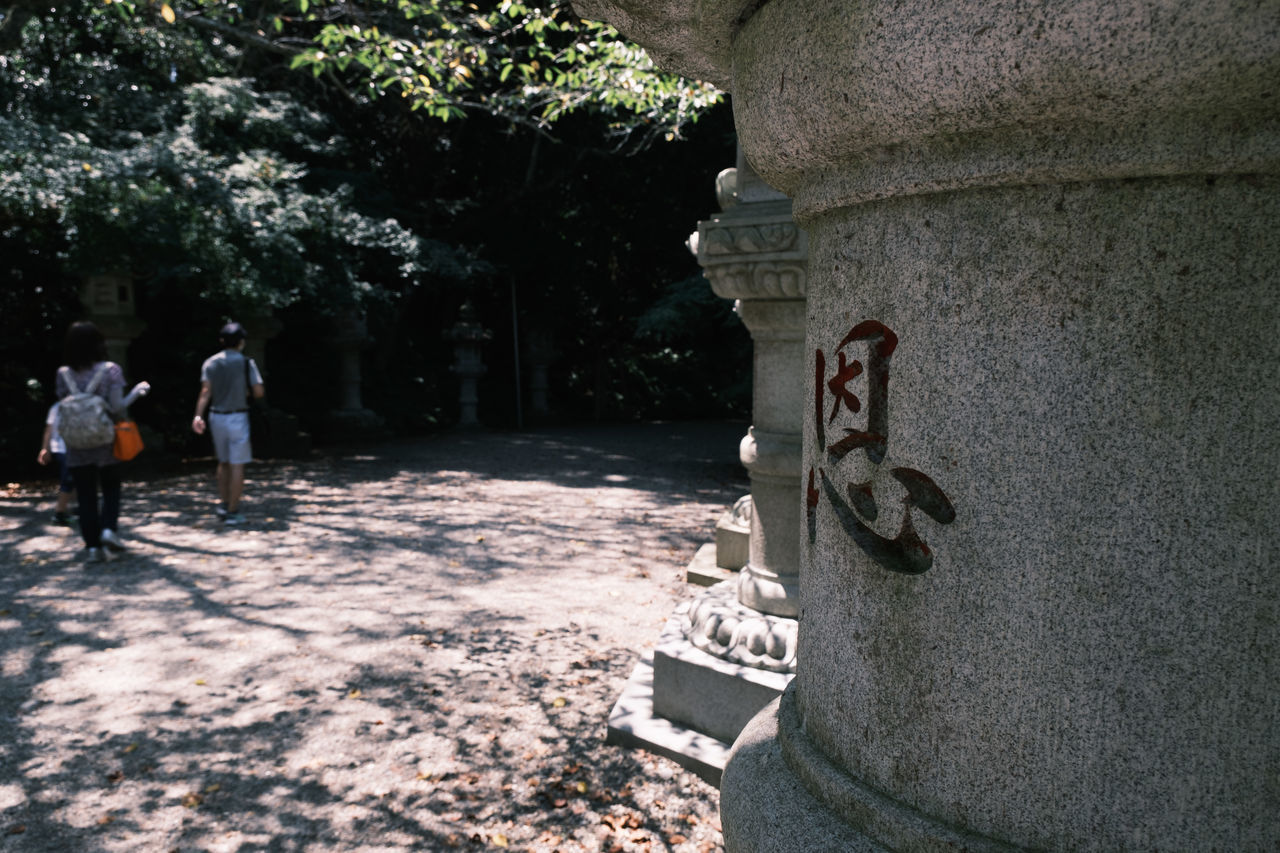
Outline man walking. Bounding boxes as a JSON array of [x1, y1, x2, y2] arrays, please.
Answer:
[[192, 322, 264, 525]]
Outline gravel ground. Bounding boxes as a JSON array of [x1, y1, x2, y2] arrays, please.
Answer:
[[0, 421, 749, 853]]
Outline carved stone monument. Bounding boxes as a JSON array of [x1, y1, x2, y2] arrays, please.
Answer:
[[577, 1, 1280, 850]]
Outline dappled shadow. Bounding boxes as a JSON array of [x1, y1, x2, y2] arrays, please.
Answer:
[[0, 422, 744, 851]]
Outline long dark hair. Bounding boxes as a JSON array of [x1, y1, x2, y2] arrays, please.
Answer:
[[64, 321, 108, 371]]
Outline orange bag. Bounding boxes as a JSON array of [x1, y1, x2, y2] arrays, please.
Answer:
[[113, 420, 144, 461]]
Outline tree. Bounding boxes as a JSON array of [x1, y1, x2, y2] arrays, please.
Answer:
[[0, 0, 743, 476]]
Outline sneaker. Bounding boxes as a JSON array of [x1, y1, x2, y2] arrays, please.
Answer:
[[101, 528, 126, 552], [215, 505, 228, 519], [86, 547, 111, 563], [223, 512, 246, 526], [52, 512, 74, 527]]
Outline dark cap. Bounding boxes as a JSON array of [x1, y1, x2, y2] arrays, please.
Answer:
[[219, 322, 246, 345]]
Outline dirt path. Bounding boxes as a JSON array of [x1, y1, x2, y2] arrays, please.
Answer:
[[0, 421, 748, 852]]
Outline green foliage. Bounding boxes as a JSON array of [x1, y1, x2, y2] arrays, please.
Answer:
[[0, 0, 744, 481], [84, 0, 721, 144]]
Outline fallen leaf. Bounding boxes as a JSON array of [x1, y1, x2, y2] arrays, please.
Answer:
[[122, 743, 138, 754], [97, 815, 115, 826], [106, 770, 124, 784], [575, 780, 589, 794], [348, 689, 362, 699], [6, 824, 25, 834], [181, 792, 203, 808], [203, 783, 221, 793], [551, 697, 567, 708], [491, 834, 508, 848], [194, 679, 206, 686]]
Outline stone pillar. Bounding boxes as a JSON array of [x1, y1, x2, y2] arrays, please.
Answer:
[[695, 150, 807, 618], [576, 2, 1280, 850], [446, 303, 492, 428], [80, 273, 145, 372]]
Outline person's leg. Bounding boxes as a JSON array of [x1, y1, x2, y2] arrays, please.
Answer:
[[54, 452, 75, 521], [100, 464, 122, 533], [217, 461, 231, 508], [225, 463, 246, 513], [211, 415, 232, 514], [222, 413, 251, 519], [70, 465, 101, 548]]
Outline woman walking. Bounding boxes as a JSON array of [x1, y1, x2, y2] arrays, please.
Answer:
[[56, 321, 150, 562]]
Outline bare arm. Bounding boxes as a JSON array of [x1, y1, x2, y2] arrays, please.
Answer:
[[37, 424, 53, 465], [251, 382, 265, 400], [192, 381, 212, 434], [122, 381, 151, 408]]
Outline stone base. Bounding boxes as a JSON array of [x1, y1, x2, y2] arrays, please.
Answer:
[[722, 689, 1024, 852], [686, 542, 734, 587], [713, 499, 750, 570], [720, 696, 884, 853], [606, 596, 793, 785], [605, 652, 733, 786]]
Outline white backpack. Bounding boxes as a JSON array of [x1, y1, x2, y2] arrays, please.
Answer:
[[58, 364, 116, 449]]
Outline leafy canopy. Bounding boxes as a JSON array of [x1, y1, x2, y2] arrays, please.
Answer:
[[82, 0, 721, 143]]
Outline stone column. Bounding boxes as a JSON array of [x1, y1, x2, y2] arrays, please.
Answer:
[[694, 149, 807, 618], [576, 2, 1280, 850], [80, 273, 145, 372]]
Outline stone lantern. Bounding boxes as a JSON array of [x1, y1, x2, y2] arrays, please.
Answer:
[[445, 302, 492, 428], [578, 1, 1280, 850], [323, 310, 383, 438], [80, 272, 146, 372]]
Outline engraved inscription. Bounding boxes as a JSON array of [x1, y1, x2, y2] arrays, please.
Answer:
[[809, 321, 955, 575]]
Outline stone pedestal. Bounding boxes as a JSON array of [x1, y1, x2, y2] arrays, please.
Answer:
[[578, 1, 1280, 850]]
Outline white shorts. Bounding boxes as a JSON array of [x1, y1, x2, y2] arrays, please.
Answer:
[[209, 411, 252, 464]]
